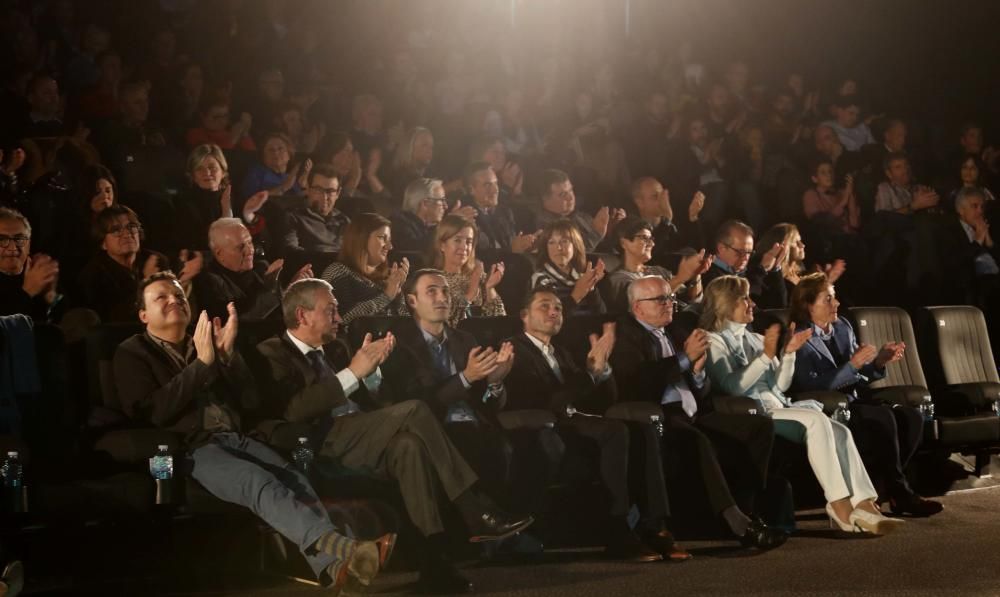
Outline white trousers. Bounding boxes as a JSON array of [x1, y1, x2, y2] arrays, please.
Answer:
[[771, 408, 878, 507]]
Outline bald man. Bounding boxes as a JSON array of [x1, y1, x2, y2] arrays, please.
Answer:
[[611, 276, 785, 551]]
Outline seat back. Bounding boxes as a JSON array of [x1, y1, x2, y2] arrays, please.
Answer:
[[849, 307, 927, 389], [553, 313, 617, 365], [457, 316, 521, 349], [923, 306, 1000, 386], [346, 316, 410, 351], [85, 323, 145, 411]]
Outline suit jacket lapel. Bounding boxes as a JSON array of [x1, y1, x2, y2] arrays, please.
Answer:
[[805, 334, 837, 367], [520, 334, 564, 387], [278, 334, 321, 385]]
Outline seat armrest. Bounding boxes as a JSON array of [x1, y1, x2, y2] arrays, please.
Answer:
[[792, 391, 850, 415], [497, 409, 557, 431], [711, 394, 759, 414], [605, 401, 662, 423]]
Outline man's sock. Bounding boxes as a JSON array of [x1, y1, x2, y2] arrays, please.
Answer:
[[722, 505, 752, 537]]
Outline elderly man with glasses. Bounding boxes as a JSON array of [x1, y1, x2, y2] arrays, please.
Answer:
[[282, 164, 351, 255], [390, 177, 448, 252], [702, 219, 789, 310], [0, 207, 60, 319], [610, 275, 786, 551]]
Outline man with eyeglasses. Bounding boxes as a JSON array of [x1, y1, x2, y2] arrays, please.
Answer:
[[611, 276, 786, 551], [283, 164, 351, 254], [703, 219, 788, 309], [464, 162, 538, 253], [0, 207, 60, 320], [390, 177, 447, 252]]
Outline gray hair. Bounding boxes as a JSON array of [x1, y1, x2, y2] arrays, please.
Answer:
[[402, 177, 444, 214], [0, 207, 31, 237], [282, 278, 333, 329], [626, 275, 670, 311], [955, 186, 986, 213], [208, 217, 247, 250]]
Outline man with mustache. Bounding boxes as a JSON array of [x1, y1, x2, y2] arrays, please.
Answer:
[[113, 272, 385, 591], [256, 277, 532, 594], [0, 208, 59, 320]]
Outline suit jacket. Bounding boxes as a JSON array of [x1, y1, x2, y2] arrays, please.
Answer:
[[936, 215, 999, 305], [791, 317, 885, 399], [610, 314, 711, 412], [192, 259, 282, 321], [113, 333, 259, 448], [389, 210, 435, 253], [472, 203, 519, 252], [504, 332, 616, 415], [379, 318, 500, 420]]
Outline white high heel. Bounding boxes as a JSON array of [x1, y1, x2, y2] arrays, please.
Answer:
[[826, 503, 863, 533], [849, 507, 906, 535]]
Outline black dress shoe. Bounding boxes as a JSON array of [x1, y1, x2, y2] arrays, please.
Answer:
[[890, 494, 944, 517], [467, 512, 535, 543], [605, 530, 664, 563], [417, 560, 474, 594], [739, 518, 787, 551]]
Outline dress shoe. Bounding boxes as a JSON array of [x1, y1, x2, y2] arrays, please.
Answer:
[[373, 533, 398, 569], [417, 559, 474, 594], [642, 529, 692, 562], [0, 560, 22, 597], [890, 494, 944, 517], [826, 503, 863, 533], [739, 518, 788, 550], [330, 540, 382, 596], [467, 512, 535, 543], [481, 532, 545, 560], [605, 530, 663, 563], [849, 508, 905, 535]]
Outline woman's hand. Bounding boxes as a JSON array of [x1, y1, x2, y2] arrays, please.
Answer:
[[849, 343, 878, 369], [242, 190, 270, 222], [484, 262, 505, 291], [570, 259, 605, 303], [384, 257, 410, 299], [783, 322, 813, 354]]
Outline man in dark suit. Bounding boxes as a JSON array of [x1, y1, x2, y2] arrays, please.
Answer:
[[192, 218, 312, 321], [258, 277, 532, 593], [702, 220, 788, 309], [464, 162, 537, 253], [611, 276, 785, 550], [113, 272, 383, 590], [504, 287, 688, 562]]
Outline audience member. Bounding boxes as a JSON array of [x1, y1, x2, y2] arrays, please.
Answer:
[[240, 132, 309, 202], [530, 220, 607, 315], [703, 220, 788, 309], [822, 97, 874, 151], [802, 160, 860, 234], [464, 162, 536, 253], [282, 164, 350, 254], [390, 177, 446, 253], [0, 207, 59, 319], [629, 177, 706, 262], [427, 215, 506, 327], [874, 153, 940, 215], [532, 169, 624, 252], [185, 98, 256, 151], [320, 213, 409, 323], [174, 144, 233, 251], [936, 188, 999, 315]]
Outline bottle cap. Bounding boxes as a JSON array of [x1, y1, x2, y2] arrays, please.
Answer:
[[157, 445, 169, 451], [297, 436, 309, 444], [6, 451, 17, 457]]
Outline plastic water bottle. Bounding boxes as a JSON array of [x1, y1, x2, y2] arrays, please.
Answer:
[[1, 451, 22, 488], [291, 437, 315, 475], [992, 398, 1000, 418], [919, 396, 935, 422], [649, 415, 664, 437], [149, 445, 173, 480], [833, 402, 851, 424]]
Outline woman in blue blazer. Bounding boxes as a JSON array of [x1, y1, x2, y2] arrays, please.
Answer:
[[789, 272, 942, 517]]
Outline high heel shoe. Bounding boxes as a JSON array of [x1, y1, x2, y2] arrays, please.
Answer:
[[826, 503, 862, 533], [849, 507, 906, 535]]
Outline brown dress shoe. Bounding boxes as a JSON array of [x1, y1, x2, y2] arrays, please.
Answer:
[[605, 531, 664, 563], [643, 529, 693, 562]]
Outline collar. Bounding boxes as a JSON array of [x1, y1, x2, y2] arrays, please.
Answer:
[[286, 330, 322, 356], [959, 219, 976, 242], [636, 317, 665, 336], [812, 322, 835, 341], [542, 262, 580, 286], [712, 256, 735, 274], [420, 326, 448, 348], [724, 320, 748, 338], [523, 331, 553, 354]]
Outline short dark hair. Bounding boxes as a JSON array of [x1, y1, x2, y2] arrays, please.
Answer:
[[463, 161, 493, 188], [613, 216, 654, 255], [92, 204, 141, 244], [537, 169, 570, 198], [402, 268, 446, 300], [789, 272, 831, 325], [715, 219, 754, 247], [519, 286, 560, 315], [307, 163, 339, 188], [136, 271, 180, 312], [882, 151, 908, 172]]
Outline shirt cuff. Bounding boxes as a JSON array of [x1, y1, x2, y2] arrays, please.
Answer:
[[589, 364, 612, 384], [677, 353, 692, 372], [691, 369, 707, 388], [458, 372, 472, 389], [336, 368, 360, 397], [363, 366, 382, 393]]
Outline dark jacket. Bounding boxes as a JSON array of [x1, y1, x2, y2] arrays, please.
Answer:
[[282, 206, 349, 254], [702, 260, 788, 310], [790, 317, 885, 400], [504, 332, 616, 415], [192, 259, 281, 321], [174, 186, 225, 251], [610, 314, 711, 411], [78, 250, 170, 323], [113, 333, 259, 448], [388, 210, 435, 253], [0, 271, 50, 320], [379, 318, 500, 420], [472, 202, 519, 252]]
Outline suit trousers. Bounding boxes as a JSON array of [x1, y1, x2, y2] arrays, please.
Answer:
[[771, 408, 878, 507], [320, 400, 478, 537], [661, 405, 774, 516], [848, 402, 923, 500], [556, 417, 633, 518], [189, 432, 340, 581]]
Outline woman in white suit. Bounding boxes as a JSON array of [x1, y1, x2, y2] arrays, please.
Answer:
[[700, 275, 903, 534]]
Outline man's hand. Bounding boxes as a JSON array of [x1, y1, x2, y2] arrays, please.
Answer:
[[592, 206, 611, 238], [821, 259, 847, 284], [264, 258, 285, 280], [912, 187, 940, 211], [178, 250, 204, 283], [463, 346, 499, 383], [874, 341, 905, 369], [348, 332, 395, 379], [692, 352, 707, 374], [676, 249, 707, 284], [291, 264, 314, 284], [22, 254, 59, 298], [384, 257, 409, 299], [487, 341, 514, 384], [972, 218, 993, 247], [683, 328, 708, 364], [484, 262, 505, 291], [760, 242, 787, 271], [212, 302, 239, 360], [511, 230, 540, 253], [849, 343, 878, 369], [688, 191, 705, 222], [194, 311, 216, 366], [783, 322, 813, 354], [242, 190, 269, 222], [449, 199, 477, 221], [586, 322, 616, 375], [609, 207, 627, 228]]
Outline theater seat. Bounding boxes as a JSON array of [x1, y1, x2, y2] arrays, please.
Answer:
[[850, 306, 1000, 454], [457, 316, 521, 348], [347, 316, 409, 351], [922, 306, 1000, 410], [605, 401, 661, 423]]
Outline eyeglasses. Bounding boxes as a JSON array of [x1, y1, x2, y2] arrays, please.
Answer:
[[631, 235, 655, 245], [722, 243, 753, 257], [107, 224, 142, 237], [637, 294, 677, 305], [0, 235, 29, 248], [310, 186, 341, 197], [547, 238, 573, 248], [423, 197, 448, 207]]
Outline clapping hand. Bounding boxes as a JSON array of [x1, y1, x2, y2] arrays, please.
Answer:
[[586, 322, 616, 375], [487, 341, 515, 384], [212, 302, 239, 361], [384, 257, 410, 299], [677, 249, 707, 284], [688, 191, 705, 222], [592, 206, 611, 238], [849, 343, 878, 369], [264, 258, 285, 280], [349, 332, 396, 379], [242, 190, 270, 222], [21, 254, 59, 298], [484, 262, 505, 290], [178, 250, 204, 283], [511, 230, 540, 253], [783, 322, 813, 354], [684, 328, 709, 364], [874, 341, 905, 368], [193, 311, 216, 366], [463, 346, 499, 382], [760, 242, 787, 271], [449, 199, 477, 221]]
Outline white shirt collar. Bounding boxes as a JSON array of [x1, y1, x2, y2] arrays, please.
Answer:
[[725, 320, 748, 338], [286, 330, 322, 356], [524, 331, 553, 355]]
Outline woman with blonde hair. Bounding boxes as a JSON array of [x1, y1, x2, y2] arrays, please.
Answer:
[[175, 143, 232, 250], [320, 213, 410, 324], [701, 275, 904, 535], [428, 214, 505, 327]]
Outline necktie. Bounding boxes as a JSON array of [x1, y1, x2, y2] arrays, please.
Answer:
[[430, 339, 453, 378], [653, 329, 699, 418], [306, 350, 333, 379]]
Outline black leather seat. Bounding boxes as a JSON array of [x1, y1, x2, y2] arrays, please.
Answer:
[[346, 316, 409, 352], [457, 316, 521, 349]]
